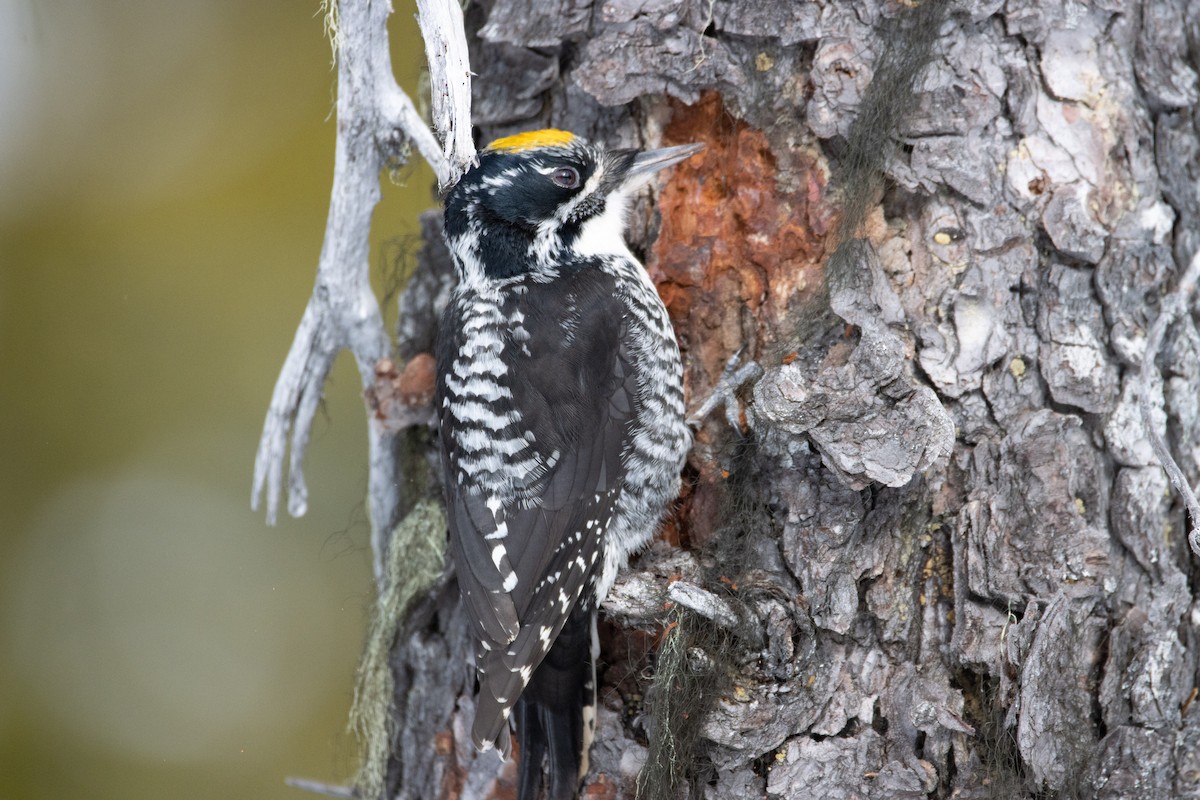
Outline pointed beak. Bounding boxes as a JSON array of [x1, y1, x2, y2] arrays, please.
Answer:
[[624, 142, 705, 182]]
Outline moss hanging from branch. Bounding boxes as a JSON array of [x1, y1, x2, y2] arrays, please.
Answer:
[[639, 436, 772, 799], [349, 499, 447, 800], [833, 0, 948, 246], [638, 604, 733, 800]]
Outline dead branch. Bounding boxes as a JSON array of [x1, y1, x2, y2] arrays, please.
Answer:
[[251, 0, 472, 583]]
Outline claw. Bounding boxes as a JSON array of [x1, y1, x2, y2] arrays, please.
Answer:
[[687, 347, 764, 431]]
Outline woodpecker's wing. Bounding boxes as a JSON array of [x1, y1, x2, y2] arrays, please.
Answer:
[[436, 267, 638, 754]]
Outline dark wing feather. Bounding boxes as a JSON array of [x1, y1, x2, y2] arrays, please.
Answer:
[[443, 488, 520, 644], [470, 440, 622, 751], [436, 266, 637, 754], [436, 299, 523, 647]]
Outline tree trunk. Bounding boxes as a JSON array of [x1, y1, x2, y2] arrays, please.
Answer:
[[380, 1, 1200, 798]]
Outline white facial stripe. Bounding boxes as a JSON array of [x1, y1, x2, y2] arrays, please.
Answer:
[[555, 163, 607, 222], [572, 188, 632, 259]]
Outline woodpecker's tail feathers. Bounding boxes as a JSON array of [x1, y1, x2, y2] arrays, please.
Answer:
[[512, 606, 598, 800], [471, 660, 516, 759]]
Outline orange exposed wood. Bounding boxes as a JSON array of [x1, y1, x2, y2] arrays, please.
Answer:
[[651, 92, 831, 387], [649, 94, 834, 546]]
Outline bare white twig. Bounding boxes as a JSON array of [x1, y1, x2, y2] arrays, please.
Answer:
[[285, 777, 358, 798], [252, 0, 473, 583], [1139, 249, 1200, 558], [667, 580, 741, 630], [416, 0, 477, 185], [378, 78, 451, 186]]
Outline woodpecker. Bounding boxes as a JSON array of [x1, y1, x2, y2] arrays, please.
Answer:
[[435, 129, 700, 799]]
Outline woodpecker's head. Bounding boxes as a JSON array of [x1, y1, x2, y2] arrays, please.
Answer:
[[443, 129, 703, 283]]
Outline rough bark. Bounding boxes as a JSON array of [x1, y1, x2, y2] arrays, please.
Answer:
[[273, 1, 1200, 798]]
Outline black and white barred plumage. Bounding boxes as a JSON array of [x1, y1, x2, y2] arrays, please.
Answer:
[[435, 130, 698, 800]]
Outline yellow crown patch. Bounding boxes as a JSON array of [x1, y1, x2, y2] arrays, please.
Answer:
[[486, 129, 576, 153]]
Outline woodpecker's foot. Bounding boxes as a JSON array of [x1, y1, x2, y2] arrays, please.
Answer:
[[687, 348, 763, 431]]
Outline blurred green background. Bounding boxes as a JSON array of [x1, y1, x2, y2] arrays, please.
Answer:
[[0, 2, 436, 798]]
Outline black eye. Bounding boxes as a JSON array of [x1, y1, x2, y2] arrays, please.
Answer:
[[550, 166, 580, 189]]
